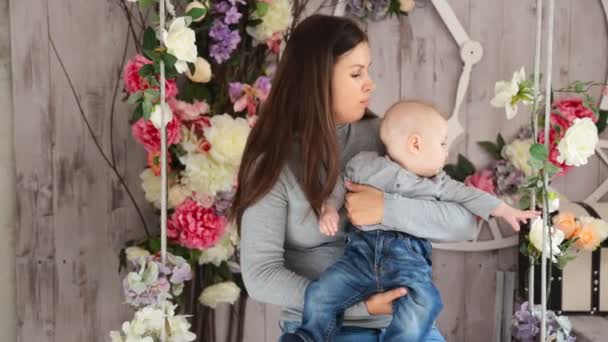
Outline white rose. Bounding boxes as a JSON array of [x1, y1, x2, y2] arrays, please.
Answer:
[[186, 57, 212, 83], [491, 67, 527, 119], [167, 315, 197, 342], [163, 17, 197, 73], [185, 1, 208, 22], [556, 118, 598, 166], [204, 114, 251, 167], [502, 138, 532, 176], [180, 153, 235, 197], [168, 184, 191, 208], [199, 281, 241, 308], [198, 231, 235, 266], [399, 0, 415, 12], [246, 0, 293, 43], [149, 103, 173, 129], [529, 218, 564, 262], [140, 169, 161, 209], [125, 246, 151, 262]]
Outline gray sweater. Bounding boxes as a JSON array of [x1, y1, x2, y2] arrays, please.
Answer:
[[240, 118, 478, 328], [327, 152, 502, 231]]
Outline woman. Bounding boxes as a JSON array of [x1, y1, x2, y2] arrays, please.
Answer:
[[231, 14, 476, 341]]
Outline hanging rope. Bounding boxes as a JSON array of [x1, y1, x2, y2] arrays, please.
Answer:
[[159, 0, 168, 341]]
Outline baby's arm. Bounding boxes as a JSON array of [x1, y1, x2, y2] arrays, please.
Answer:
[[438, 173, 538, 231]]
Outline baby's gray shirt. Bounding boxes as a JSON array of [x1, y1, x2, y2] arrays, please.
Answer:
[[328, 151, 503, 234]]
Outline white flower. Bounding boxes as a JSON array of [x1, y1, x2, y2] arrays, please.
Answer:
[[185, 1, 208, 22], [109, 331, 123, 342], [199, 281, 241, 308], [167, 315, 197, 342], [168, 184, 191, 208], [491, 67, 529, 119], [399, 0, 415, 12], [246, 0, 293, 43], [502, 138, 533, 176], [556, 117, 598, 166], [199, 231, 235, 266], [529, 218, 564, 262], [125, 246, 151, 262], [180, 153, 236, 197], [140, 169, 161, 209], [165, 0, 176, 17], [163, 17, 197, 73], [204, 114, 251, 167], [186, 57, 212, 83], [150, 103, 173, 129], [547, 191, 560, 213]]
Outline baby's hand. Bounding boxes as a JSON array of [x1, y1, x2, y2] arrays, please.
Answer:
[[491, 203, 540, 231], [320, 204, 340, 236]]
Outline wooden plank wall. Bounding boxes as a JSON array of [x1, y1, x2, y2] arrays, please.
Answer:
[[10, 0, 607, 341]]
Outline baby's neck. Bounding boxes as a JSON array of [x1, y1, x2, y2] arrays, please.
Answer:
[[386, 153, 434, 178]]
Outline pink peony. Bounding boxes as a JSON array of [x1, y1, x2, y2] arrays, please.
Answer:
[[131, 116, 182, 152], [464, 169, 496, 195], [168, 199, 228, 249], [123, 54, 178, 99], [554, 98, 597, 124]]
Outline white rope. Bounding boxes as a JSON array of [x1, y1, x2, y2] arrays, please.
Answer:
[[529, 0, 544, 308], [540, 1, 555, 340], [159, 1, 168, 341]]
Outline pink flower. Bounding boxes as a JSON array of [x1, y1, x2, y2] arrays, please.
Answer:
[[554, 98, 597, 124], [168, 199, 228, 249], [123, 54, 178, 99], [266, 32, 283, 55], [131, 116, 182, 152], [464, 169, 496, 195], [168, 99, 210, 121]]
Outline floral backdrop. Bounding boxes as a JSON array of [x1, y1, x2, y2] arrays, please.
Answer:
[[110, 0, 414, 341]]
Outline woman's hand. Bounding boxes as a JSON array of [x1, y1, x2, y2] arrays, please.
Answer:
[[344, 181, 384, 226], [364, 288, 408, 315]]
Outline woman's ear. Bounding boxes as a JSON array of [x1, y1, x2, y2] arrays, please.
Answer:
[[407, 134, 421, 154]]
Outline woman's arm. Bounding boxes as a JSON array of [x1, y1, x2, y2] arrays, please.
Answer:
[[240, 170, 376, 318], [240, 171, 310, 308], [345, 182, 477, 242]]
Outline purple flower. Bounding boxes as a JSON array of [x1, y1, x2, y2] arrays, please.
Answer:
[[229, 82, 244, 102], [209, 20, 241, 64], [214, 1, 230, 13], [254, 76, 271, 96], [224, 6, 242, 25], [215, 191, 236, 214], [492, 160, 525, 196]]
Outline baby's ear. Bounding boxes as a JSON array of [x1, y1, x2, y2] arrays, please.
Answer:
[[407, 134, 421, 154]]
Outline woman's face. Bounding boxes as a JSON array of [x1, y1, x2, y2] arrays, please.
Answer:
[[331, 42, 375, 124]]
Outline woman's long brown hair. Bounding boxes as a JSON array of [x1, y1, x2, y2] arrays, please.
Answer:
[[230, 15, 368, 228]]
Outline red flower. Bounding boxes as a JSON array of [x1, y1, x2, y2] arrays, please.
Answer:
[[123, 54, 178, 99], [554, 98, 597, 124], [538, 129, 572, 176], [168, 199, 228, 249], [131, 116, 182, 152], [464, 169, 496, 195]]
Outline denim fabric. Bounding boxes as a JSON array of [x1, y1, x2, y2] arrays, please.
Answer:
[[279, 228, 444, 342], [279, 320, 446, 342]]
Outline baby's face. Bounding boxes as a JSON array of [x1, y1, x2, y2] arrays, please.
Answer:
[[413, 118, 449, 177]]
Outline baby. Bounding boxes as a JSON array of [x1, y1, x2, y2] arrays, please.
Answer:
[[280, 100, 537, 342]]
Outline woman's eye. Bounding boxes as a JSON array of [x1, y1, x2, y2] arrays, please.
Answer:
[[351, 73, 361, 78]]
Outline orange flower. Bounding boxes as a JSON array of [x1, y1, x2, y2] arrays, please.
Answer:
[[147, 150, 172, 176], [553, 212, 577, 239], [574, 223, 600, 251]]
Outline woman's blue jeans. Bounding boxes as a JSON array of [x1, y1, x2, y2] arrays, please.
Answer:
[[279, 320, 446, 342]]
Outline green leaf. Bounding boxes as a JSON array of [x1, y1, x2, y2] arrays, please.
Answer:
[[458, 154, 476, 176], [138, 64, 155, 78], [179, 81, 211, 102], [477, 141, 500, 159], [497, 134, 506, 151], [187, 62, 196, 75], [256, 2, 269, 16], [142, 99, 153, 120], [187, 7, 207, 21], [444, 164, 465, 182], [143, 49, 161, 63], [527, 157, 544, 172], [143, 89, 160, 102], [127, 91, 143, 105], [161, 53, 179, 78], [130, 104, 144, 123], [597, 110, 608, 134], [147, 238, 161, 253], [143, 27, 159, 51], [543, 161, 561, 178], [529, 143, 548, 161], [138, 0, 155, 10]]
